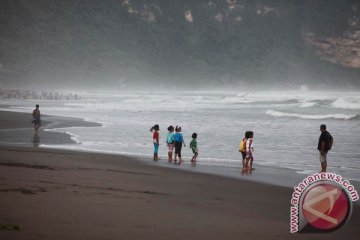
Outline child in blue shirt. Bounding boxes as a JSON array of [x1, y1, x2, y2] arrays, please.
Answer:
[[166, 125, 175, 162]]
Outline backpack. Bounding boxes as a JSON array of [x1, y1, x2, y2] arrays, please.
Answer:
[[326, 132, 333, 151], [239, 139, 246, 152], [166, 133, 174, 144]]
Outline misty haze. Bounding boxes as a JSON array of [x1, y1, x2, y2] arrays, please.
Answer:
[[1, 1, 360, 239], [0, 0, 360, 90]]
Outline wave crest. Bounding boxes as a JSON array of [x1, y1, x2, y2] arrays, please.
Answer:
[[331, 98, 360, 109], [266, 110, 359, 120]]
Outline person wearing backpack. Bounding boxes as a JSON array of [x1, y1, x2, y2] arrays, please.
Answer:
[[166, 125, 175, 162], [239, 133, 247, 169], [318, 124, 333, 172]]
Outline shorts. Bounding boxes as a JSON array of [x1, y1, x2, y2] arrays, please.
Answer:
[[241, 151, 246, 160], [174, 142, 182, 157], [319, 152, 327, 163], [167, 143, 174, 152], [32, 119, 41, 125], [246, 151, 253, 160], [192, 148, 198, 154]]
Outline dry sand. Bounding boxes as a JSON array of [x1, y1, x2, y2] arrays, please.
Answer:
[[0, 111, 359, 239]]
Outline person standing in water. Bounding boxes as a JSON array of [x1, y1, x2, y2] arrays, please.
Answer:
[[239, 133, 247, 169], [174, 126, 186, 164], [190, 133, 198, 163], [32, 104, 41, 136], [166, 125, 175, 162], [245, 131, 255, 170], [318, 124, 333, 172], [150, 124, 160, 161]]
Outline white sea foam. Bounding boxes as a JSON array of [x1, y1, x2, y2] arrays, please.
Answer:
[[266, 109, 359, 120], [331, 98, 360, 109], [299, 101, 316, 108], [44, 128, 82, 144]]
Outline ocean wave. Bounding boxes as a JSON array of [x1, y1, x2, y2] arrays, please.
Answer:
[[220, 97, 302, 105], [266, 110, 359, 120], [44, 128, 82, 144], [299, 101, 317, 108], [331, 98, 360, 109], [235, 92, 248, 98]]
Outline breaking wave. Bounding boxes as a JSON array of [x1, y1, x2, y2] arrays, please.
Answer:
[[330, 98, 360, 109], [266, 110, 360, 120]]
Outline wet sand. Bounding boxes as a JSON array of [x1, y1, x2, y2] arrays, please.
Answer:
[[0, 111, 359, 239], [0, 110, 101, 146]]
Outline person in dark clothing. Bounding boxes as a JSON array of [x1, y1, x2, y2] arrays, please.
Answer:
[[32, 104, 41, 136], [317, 124, 333, 172], [174, 126, 186, 164]]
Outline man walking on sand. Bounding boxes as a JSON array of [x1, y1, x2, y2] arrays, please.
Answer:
[[317, 124, 333, 172], [32, 104, 41, 136]]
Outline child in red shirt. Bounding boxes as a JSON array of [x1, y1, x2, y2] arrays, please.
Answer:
[[150, 124, 160, 161]]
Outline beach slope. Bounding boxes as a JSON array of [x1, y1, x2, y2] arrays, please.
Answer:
[[0, 146, 359, 240]]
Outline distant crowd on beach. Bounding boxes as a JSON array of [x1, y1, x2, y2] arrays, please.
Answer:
[[0, 88, 81, 101]]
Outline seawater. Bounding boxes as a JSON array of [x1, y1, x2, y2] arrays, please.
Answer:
[[2, 90, 360, 181]]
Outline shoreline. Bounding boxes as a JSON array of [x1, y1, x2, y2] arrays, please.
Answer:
[[0, 109, 101, 147], [0, 110, 359, 239], [0, 109, 359, 190], [1, 101, 360, 185]]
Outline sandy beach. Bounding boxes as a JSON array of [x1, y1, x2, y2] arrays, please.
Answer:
[[0, 111, 359, 239]]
